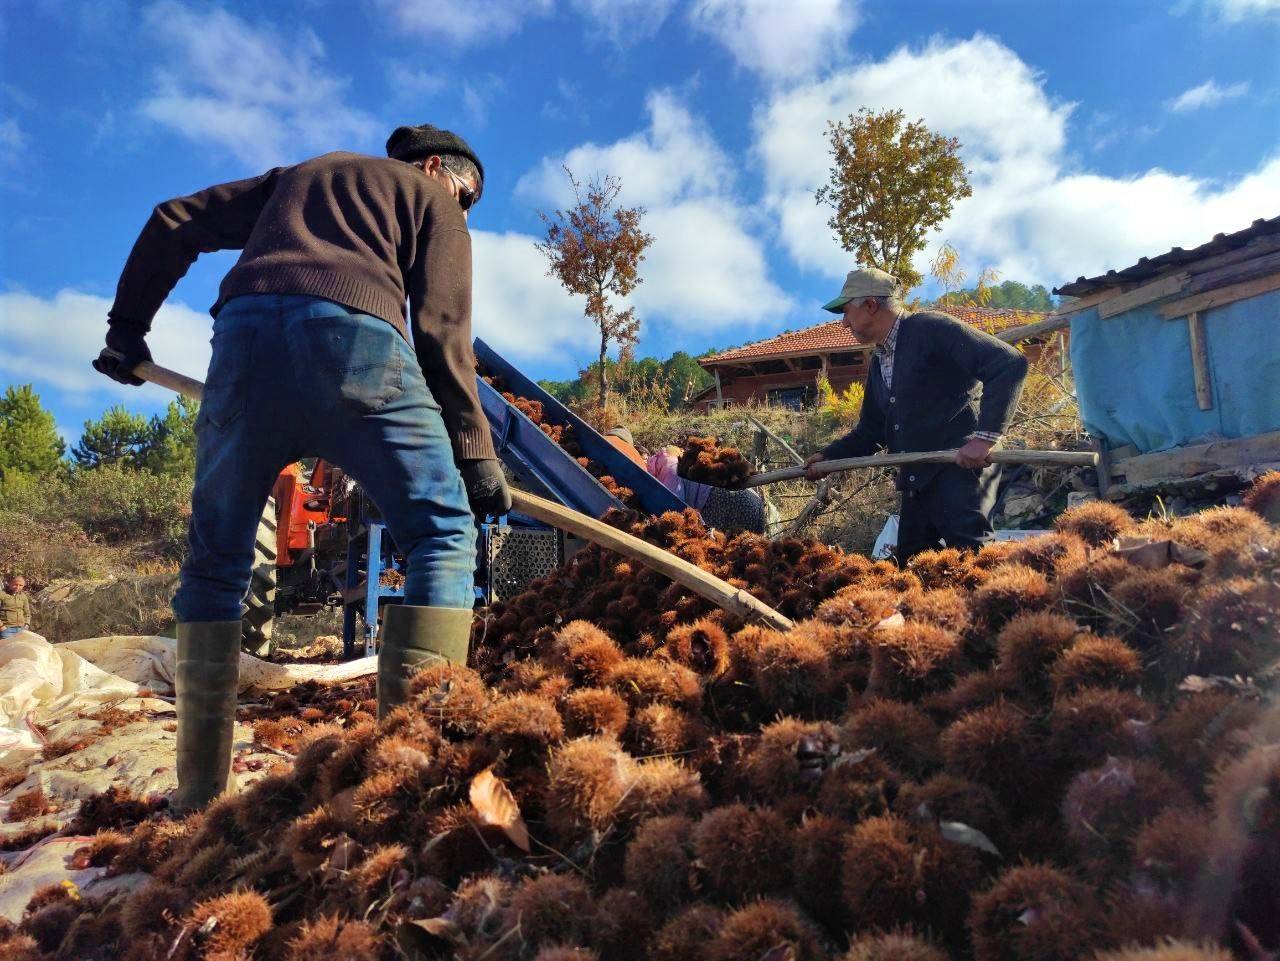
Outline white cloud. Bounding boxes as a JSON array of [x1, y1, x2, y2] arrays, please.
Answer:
[[0, 289, 213, 400], [569, 0, 676, 43], [0, 116, 26, 167], [754, 34, 1280, 288], [517, 92, 792, 338], [470, 230, 588, 363], [139, 1, 378, 167], [689, 0, 859, 82], [1167, 78, 1250, 112], [370, 0, 552, 47], [1204, 0, 1280, 20]]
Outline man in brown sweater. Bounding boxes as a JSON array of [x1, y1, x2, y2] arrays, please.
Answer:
[[94, 124, 509, 812]]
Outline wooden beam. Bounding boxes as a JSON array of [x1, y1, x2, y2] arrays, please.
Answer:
[[1112, 430, 1280, 485], [1055, 286, 1125, 314], [1187, 234, 1280, 275], [1186, 311, 1213, 411], [737, 449, 1099, 490], [1185, 249, 1280, 295], [747, 415, 803, 466], [1097, 272, 1189, 319], [1160, 271, 1280, 319], [713, 368, 724, 409], [1090, 436, 1113, 499], [995, 312, 1072, 344]]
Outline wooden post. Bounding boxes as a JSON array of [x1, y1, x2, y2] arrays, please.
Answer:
[[1186, 311, 1213, 411], [713, 368, 724, 409], [1090, 436, 1113, 500]]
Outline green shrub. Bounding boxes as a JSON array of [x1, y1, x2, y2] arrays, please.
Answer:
[[62, 465, 192, 549]]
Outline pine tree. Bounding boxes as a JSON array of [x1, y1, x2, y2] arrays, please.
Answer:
[[139, 397, 199, 477], [72, 405, 151, 468], [0, 384, 65, 475]]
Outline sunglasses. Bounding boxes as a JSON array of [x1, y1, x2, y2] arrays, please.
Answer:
[[441, 166, 478, 212]]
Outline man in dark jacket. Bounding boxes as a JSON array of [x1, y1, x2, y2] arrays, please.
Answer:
[[804, 267, 1028, 562], [93, 124, 510, 811]]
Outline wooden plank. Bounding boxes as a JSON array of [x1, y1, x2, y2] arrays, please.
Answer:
[[737, 449, 1099, 489], [713, 368, 724, 408], [1186, 249, 1280, 294], [1090, 436, 1113, 498], [1186, 234, 1280, 275], [747, 415, 803, 466], [1186, 311, 1213, 411], [1113, 430, 1280, 485], [1055, 286, 1124, 314], [995, 312, 1072, 344], [1160, 271, 1280, 319], [1097, 272, 1189, 319]]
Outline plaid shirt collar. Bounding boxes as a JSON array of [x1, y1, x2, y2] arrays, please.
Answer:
[[873, 311, 904, 390]]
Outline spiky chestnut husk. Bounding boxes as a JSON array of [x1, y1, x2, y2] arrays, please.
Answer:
[[0, 932, 41, 961], [792, 813, 852, 926], [1062, 757, 1189, 863], [968, 864, 1103, 961], [18, 902, 78, 954], [994, 611, 1082, 694], [816, 587, 903, 629], [626, 703, 706, 758], [314, 722, 379, 801], [22, 883, 72, 915], [1201, 745, 1280, 948], [841, 814, 983, 948], [108, 818, 192, 875], [182, 890, 273, 959], [748, 628, 834, 717], [77, 829, 129, 868], [283, 805, 347, 875], [43, 897, 122, 961], [286, 916, 381, 960], [1180, 576, 1280, 677], [172, 839, 236, 890], [543, 737, 635, 843], [479, 693, 565, 755], [68, 786, 158, 834], [1132, 806, 1213, 895], [893, 774, 1006, 841], [606, 658, 702, 711], [692, 804, 793, 902], [867, 622, 963, 700], [446, 876, 512, 944], [591, 889, 655, 961], [1242, 469, 1280, 523], [1059, 556, 1139, 631], [367, 730, 450, 783], [1055, 500, 1136, 548], [969, 564, 1053, 638], [408, 662, 491, 737], [908, 547, 987, 591], [1048, 688, 1153, 774], [1093, 944, 1233, 961], [707, 899, 824, 961], [291, 724, 347, 794], [742, 717, 841, 801], [1004, 532, 1089, 578], [1107, 567, 1198, 657], [561, 687, 629, 739], [551, 620, 625, 683], [901, 588, 973, 635], [624, 815, 695, 910], [650, 904, 725, 961], [618, 757, 708, 824], [169, 792, 247, 871], [840, 931, 949, 961], [840, 700, 940, 779], [1153, 691, 1264, 794], [1050, 635, 1142, 696], [923, 669, 1018, 723], [504, 873, 595, 950], [233, 772, 310, 838], [495, 660, 569, 698], [1172, 505, 1272, 554], [350, 843, 410, 908], [663, 617, 732, 677], [815, 750, 902, 823], [971, 540, 1019, 570], [940, 702, 1044, 809]]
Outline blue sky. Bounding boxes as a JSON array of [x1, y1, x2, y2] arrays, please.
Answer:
[[1, 0, 1278, 443]]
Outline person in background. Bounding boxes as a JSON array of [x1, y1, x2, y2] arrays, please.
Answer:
[[1, 574, 33, 638], [603, 426, 647, 468]]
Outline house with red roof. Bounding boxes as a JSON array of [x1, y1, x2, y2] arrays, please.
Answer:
[[692, 305, 1048, 412]]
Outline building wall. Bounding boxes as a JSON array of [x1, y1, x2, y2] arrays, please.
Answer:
[[1070, 285, 1280, 453], [693, 363, 869, 412]]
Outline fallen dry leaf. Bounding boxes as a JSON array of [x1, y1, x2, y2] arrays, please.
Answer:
[[469, 767, 531, 852]]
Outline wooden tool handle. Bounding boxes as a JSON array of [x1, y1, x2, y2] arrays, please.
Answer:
[[133, 361, 795, 631], [737, 448, 1100, 490]]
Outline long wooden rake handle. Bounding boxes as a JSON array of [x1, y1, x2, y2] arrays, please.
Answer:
[[736, 448, 1099, 490], [134, 361, 795, 631]]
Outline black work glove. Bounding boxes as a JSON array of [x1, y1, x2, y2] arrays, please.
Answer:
[[92, 321, 153, 386], [460, 458, 512, 517]]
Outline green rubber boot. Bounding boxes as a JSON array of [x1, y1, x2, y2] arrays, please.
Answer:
[[377, 605, 473, 719], [171, 621, 242, 815]]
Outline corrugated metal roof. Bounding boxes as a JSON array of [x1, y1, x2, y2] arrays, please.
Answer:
[[700, 305, 1042, 367], [1054, 215, 1280, 298]]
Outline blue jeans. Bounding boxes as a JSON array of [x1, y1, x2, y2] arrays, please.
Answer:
[[173, 294, 477, 623], [1, 626, 26, 638]]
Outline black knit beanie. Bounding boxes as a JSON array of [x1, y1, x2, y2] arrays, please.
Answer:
[[386, 124, 484, 189]]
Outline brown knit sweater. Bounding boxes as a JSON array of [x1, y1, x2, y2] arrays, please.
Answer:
[[110, 151, 494, 461]]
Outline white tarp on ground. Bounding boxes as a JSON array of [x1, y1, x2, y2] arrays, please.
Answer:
[[0, 836, 147, 923]]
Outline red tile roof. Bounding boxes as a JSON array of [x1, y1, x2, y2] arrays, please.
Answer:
[[701, 305, 1045, 367]]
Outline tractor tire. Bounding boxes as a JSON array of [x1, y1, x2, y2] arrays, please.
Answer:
[[241, 497, 278, 657]]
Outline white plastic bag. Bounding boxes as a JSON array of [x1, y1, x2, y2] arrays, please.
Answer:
[[872, 514, 899, 560]]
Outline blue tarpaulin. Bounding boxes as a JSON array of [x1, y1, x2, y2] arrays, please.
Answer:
[[1070, 288, 1280, 454]]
